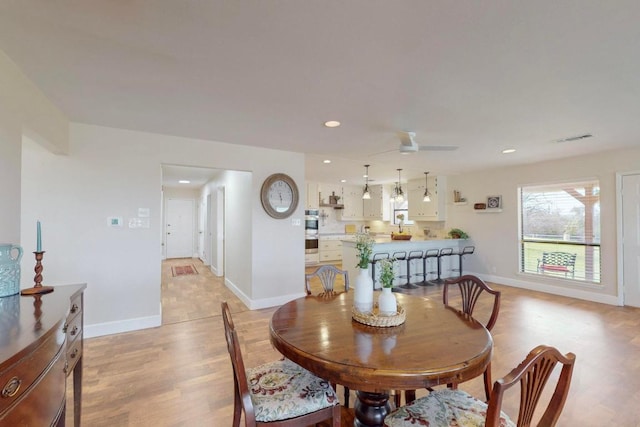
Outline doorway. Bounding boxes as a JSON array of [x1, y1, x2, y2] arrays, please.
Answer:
[[620, 172, 640, 307]]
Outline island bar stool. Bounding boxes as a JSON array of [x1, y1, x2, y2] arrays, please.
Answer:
[[370, 252, 390, 289], [452, 246, 475, 277], [398, 250, 423, 289], [428, 247, 454, 284], [390, 251, 407, 292], [417, 248, 440, 286]]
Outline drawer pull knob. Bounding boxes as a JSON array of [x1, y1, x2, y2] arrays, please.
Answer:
[[63, 323, 68, 333], [71, 325, 79, 336], [70, 348, 79, 359], [2, 377, 21, 398], [71, 303, 79, 314], [64, 361, 69, 375]]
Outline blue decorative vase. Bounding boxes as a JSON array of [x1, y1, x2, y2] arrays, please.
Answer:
[[0, 243, 23, 297]]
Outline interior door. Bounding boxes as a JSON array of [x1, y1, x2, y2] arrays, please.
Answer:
[[166, 199, 195, 259], [622, 173, 640, 307]]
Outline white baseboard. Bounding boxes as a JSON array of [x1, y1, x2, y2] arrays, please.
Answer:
[[472, 272, 620, 306], [84, 314, 161, 338], [224, 278, 305, 310]]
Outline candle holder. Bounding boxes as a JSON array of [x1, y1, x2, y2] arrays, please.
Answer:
[[20, 251, 54, 296]]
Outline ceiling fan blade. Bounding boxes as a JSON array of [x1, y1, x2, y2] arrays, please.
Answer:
[[417, 145, 459, 151]]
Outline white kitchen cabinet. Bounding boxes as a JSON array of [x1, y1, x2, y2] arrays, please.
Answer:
[[305, 181, 319, 209], [408, 176, 447, 221], [319, 236, 344, 262], [340, 186, 364, 220], [363, 184, 391, 220]]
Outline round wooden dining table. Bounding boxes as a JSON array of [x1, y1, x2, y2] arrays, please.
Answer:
[[269, 292, 493, 427]]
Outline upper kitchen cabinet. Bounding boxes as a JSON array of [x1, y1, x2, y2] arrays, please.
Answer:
[[363, 184, 391, 220], [340, 185, 364, 220], [305, 181, 319, 209], [408, 176, 447, 221]]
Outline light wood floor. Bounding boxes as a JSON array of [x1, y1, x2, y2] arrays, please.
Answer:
[[70, 259, 640, 426]]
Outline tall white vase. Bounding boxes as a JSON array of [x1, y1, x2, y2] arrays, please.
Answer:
[[354, 267, 374, 313], [378, 287, 398, 316]]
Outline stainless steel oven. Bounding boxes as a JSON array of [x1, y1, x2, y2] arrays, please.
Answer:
[[305, 236, 319, 254], [305, 209, 319, 236]]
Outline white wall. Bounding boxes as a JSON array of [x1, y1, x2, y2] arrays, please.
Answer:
[[1, 49, 68, 242], [21, 123, 306, 337], [446, 146, 640, 304]]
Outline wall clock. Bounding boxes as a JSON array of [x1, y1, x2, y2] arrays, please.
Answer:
[[260, 173, 299, 219], [487, 195, 502, 209]]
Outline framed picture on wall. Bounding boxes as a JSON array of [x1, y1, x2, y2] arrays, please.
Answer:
[[487, 195, 502, 209]]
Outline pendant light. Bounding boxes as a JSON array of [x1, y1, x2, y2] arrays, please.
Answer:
[[394, 169, 405, 202], [423, 172, 431, 202], [362, 164, 371, 199]]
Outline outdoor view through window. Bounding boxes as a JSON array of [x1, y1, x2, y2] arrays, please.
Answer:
[[519, 180, 601, 283]]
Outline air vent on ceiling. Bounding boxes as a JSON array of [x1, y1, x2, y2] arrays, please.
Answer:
[[554, 133, 593, 143]]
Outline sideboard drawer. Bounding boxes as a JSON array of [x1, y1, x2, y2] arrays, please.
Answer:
[[0, 326, 62, 413], [0, 346, 66, 425], [68, 293, 83, 321]]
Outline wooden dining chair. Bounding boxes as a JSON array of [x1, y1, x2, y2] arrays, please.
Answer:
[[221, 301, 340, 427], [305, 264, 350, 296], [384, 345, 576, 427], [304, 264, 352, 407], [444, 274, 501, 399], [400, 274, 501, 407]]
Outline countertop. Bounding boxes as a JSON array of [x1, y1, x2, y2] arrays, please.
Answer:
[[342, 236, 464, 244]]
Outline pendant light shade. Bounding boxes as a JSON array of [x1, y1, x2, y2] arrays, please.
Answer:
[[423, 172, 431, 202], [394, 169, 405, 202], [362, 164, 371, 199]]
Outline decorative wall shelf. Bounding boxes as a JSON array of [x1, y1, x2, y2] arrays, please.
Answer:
[[453, 202, 468, 206], [475, 209, 502, 213]]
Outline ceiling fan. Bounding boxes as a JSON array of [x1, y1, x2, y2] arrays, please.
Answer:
[[396, 131, 458, 154], [369, 131, 458, 156]]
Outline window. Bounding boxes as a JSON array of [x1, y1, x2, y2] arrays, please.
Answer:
[[519, 180, 600, 283], [391, 199, 414, 225]]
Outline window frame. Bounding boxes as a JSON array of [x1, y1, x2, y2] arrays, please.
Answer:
[[518, 179, 601, 284]]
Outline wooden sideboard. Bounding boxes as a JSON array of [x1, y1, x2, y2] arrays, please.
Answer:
[[0, 283, 86, 426]]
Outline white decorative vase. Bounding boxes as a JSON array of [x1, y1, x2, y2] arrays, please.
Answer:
[[354, 267, 374, 313], [378, 287, 397, 316]]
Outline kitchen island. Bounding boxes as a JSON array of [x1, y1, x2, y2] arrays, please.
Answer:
[[342, 236, 466, 289]]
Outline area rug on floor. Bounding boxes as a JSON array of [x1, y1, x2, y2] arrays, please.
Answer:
[[171, 264, 199, 277]]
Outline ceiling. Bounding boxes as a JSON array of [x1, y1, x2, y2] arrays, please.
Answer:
[[2, 2, 640, 186]]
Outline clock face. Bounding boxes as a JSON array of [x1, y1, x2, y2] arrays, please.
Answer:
[[268, 180, 293, 212], [487, 196, 501, 209], [260, 173, 299, 219]]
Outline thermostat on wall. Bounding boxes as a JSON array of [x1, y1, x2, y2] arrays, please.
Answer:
[[107, 216, 123, 227]]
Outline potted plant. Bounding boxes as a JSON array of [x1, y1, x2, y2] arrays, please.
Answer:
[[396, 213, 405, 233], [377, 258, 397, 315], [354, 233, 375, 313], [448, 228, 469, 239], [355, 233, 375, 268]]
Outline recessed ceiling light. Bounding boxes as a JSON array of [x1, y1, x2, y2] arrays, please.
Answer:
[[178, 180, 191, 184], [502, 148, 516, 154], [340, 179, 346, 183], [324, 120, 341, 128], [323, 159, 331, 164]]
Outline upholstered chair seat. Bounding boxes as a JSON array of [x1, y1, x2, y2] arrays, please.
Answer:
[[385, 389, 515, 427], [247, 358, 339, 423]]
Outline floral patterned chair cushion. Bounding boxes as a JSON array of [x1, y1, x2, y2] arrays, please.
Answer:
[[384, 389, 516, 427], [247, 358, 338, 422]]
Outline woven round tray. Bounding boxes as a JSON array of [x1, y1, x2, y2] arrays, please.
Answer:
[[352, 303, 406, 327]]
